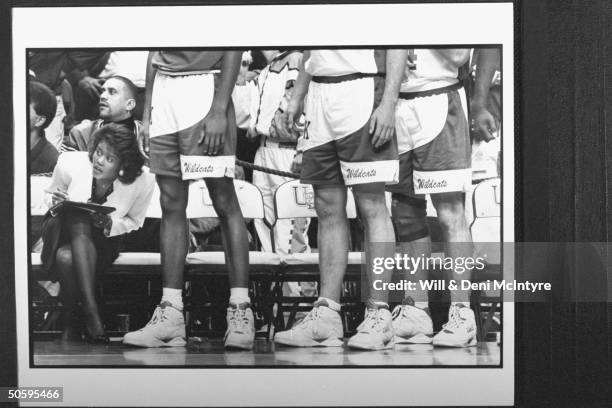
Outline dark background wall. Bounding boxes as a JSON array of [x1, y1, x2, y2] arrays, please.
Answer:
[[0, 1, 610, 407], [518, 0, 611, 406]]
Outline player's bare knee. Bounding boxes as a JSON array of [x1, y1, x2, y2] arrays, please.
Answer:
[[315, 202, 346, 220], [313, 187, 346, 219], [157, 176, 188, 215], [432, 192, 464, 223], [435, 204, 467, 232], [356, 198, 388, 226], [314, 195, 346, 219], [211, 193, 240, 219], [159, 191, 187, 215]]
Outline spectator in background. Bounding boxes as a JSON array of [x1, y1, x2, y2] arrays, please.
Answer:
[[96, 51, 149, 121], [60, 75, 160, 253], [232, 51, 260, 182], [30, 80, 60, 253], [249, 50, 268, 73], [248, 50, 310, 256], [248, 49, 314, 306], [29, 81, 59, 174], [62, 76, 141, 152], [469, 48, 501, 181], [62, 51, 111, 123], [68, 51, 148, 122], [28, 51, 105, 149]]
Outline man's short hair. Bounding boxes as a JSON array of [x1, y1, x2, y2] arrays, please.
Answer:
[[108, 75, 138, 100], [29, 80, 57, 130]]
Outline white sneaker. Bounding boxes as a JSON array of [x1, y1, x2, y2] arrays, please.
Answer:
[[224, 302, 255, 350], [391, 299, 434, 344], [122, 302, 187, 348], [347, 303, 394, 350], [274, 300, 343, 347], [432, 304, 477, 347]]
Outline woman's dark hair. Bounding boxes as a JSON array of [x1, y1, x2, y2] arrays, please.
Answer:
[[29, 80, 57, 130], [89, 123, 144, 184]]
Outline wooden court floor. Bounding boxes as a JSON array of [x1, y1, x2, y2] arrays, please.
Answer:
[[33, 339, 501, 367]]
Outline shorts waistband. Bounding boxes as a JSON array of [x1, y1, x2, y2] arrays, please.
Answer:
[[399, 82, 462, 100], [261, 136, 298, 149], [312, 72, 384, 84]]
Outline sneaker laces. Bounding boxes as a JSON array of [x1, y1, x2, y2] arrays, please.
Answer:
[[292, 306, 321, 328], [360, 308, 386, 332], [146, 306, 167, 327], [228, 306, 250, 331], [391, 305, 405, 320], [442, 306, 462, 331]]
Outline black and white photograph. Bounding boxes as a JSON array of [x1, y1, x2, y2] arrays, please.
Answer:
[[26, 44, 503, 367], [5, 0, 609, 406], [12, 3, 515, 405]]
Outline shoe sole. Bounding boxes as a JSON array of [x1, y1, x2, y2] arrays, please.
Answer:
[[347, 339, 394, 351], [122, 336, 187, 348], [432, 337, 477, 348], [224, 341, 254, 350], [274, 337, 344, 347], [394, 333, 433, 344]]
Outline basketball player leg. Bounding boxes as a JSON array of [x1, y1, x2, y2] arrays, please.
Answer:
[[347, 182, 398, 350], [414, 90, 476, 347], [430, 191, 477, 346], [388, 100, 441, 345], [327, 79, 398, 350], [158, 175, 189, 290], [123, 72, 195, 347], [273, 142, 346, 348], [390, 192, 435, 344], [205, 177, 255, 350], [314, 185, 349, 303], [122, 173, 188, 348]]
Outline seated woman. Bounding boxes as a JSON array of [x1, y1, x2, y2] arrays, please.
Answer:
[[41, 123, 155, 343]]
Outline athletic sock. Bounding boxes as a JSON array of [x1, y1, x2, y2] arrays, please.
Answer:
[[317, 297, 341, 312], [229, 287, 250, 305], [161, 287, 183, 310], [368, 299, 389, 309]]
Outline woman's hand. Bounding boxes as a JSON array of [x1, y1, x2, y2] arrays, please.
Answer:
[[91, 212, 112, 231], [49, 188, 69, 205]]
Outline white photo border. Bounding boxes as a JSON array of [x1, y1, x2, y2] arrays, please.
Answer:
[[14, 3, 515, 406]]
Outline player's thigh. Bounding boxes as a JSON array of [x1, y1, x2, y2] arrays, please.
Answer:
[[412, 90, 471, 196]]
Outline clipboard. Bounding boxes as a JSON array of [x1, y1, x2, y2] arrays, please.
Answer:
[[49, 201, 116, 217]]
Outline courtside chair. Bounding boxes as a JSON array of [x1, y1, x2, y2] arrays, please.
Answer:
[[467, 177, 502, 342], [184, 179, 280, 339], [271, 179, 363, 336]]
